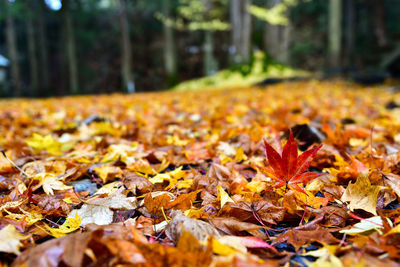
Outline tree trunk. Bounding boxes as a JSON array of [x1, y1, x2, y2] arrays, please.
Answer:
[[119, 0, 135, 93], [344, 0, 355, 67], [162, 0, 178, 87], [328, 0, 342, 68], [62, 0, 79, 94], [264, 0, 291, 64], [203, 0, 218, 76], [264, 0, 280, 59], [4, 0, 21, 96], [37, 1, 50, 91], [26, 1, 39, 96], [230, 0, 252, 64], [203, 30, 217, 76], [374, 0, 387, 47]]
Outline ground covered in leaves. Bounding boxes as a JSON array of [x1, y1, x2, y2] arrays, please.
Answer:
[[2, 81, 400, 266]]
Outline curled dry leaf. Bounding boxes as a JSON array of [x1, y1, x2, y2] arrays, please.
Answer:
[[165, 210, 220, 243]]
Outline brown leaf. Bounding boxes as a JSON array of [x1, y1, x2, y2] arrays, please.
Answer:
[[124, 172, 154, 195], [13, 231, 92, 267], [272, 229, 340, 251], [36, 194, 72, 217], [166, 191, 198, 210], [210, 217, 266, 239], [144, 192, 171, 222], [220, 201, 286, 225]]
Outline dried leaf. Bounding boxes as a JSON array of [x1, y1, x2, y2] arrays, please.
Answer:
[[341, 174, 382, 215], [217, 184, 234, 208], [68, 189, 136, 226], [0, 225, 29, 255], [165, 210, 220, 243]]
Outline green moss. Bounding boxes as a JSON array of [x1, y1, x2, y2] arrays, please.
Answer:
[[172, 51, 310, 91]]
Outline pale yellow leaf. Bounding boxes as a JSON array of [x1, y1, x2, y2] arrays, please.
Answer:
[[341, 174, 382, 215], [217, 185, 234, 208], [0, 225, 29, 255]]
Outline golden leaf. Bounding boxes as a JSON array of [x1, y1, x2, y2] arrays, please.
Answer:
[[341, 174, 382, 215]]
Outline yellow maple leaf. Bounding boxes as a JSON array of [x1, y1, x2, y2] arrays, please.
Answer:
[[184, 206, 208, 219], [127, 159, 157, 177], [26, 133, 72, 155], [4, 208, 43, 226], [217, 185, 234, 208], [341, 174, 382, 215], [211, 238, 242, 256], [45, 214, 81, 238], [149, 167, 193, 189], [93, 165, 123, 183]]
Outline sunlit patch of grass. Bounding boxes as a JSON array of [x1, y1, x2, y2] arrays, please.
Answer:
[[173, 51, 310, 91]]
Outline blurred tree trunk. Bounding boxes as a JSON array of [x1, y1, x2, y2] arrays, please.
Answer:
[[62, 0, 79, 94], [119, 0, 135, 93], [26, 1, 39, 95], [374, 0, 387, 47], [344, 0, 355, 67], [328, 0, 342, 68], [38, 1, 49, 91], [264, 0, 291, 64], [264, 0, 280, 60], [203, 0, 217, 76], [162, 0, 177, 87], [4, 0, 21, 96], [203, 31, 216, 76], [230, 0, 252, 64]]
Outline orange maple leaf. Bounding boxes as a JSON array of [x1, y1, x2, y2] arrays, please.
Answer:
[[259, 131, 323, 194]]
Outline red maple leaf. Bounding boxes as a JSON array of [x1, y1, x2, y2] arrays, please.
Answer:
[[259, 131, 323, 194]]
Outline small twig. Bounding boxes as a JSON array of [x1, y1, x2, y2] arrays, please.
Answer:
[[116, 210, 126, 227], [300, 206, 307, 225], [339, 233, 347, 247], [1, 149, 29, 177], [44, 217, 62, 228], [348, 212, 383, 227]]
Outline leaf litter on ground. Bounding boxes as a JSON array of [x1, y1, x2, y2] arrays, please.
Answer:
[[2, 81, 400, 266]]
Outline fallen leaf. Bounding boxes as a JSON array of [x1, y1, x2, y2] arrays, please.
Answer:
[[68, 189, 136, 226], [272, 228, 340, 251], [45, 214, 81, 238], [217, 184, 234, 208], [165, 210, 220, 243], [340, 216, 384, 235], [0, 225, 29, 255], [259, 131, 323, 193], [341, 173, 382, 215]]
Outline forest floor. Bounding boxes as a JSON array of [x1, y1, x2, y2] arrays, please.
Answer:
[[2, 81, 400, 266]]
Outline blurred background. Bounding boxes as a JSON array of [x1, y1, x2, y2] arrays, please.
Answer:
[[0, 0, 399, 97]]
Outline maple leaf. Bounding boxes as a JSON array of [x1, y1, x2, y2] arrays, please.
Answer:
[[45, 214, 82, 238], [259, 131, 323, 193], [341, 173, 382, 215]]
